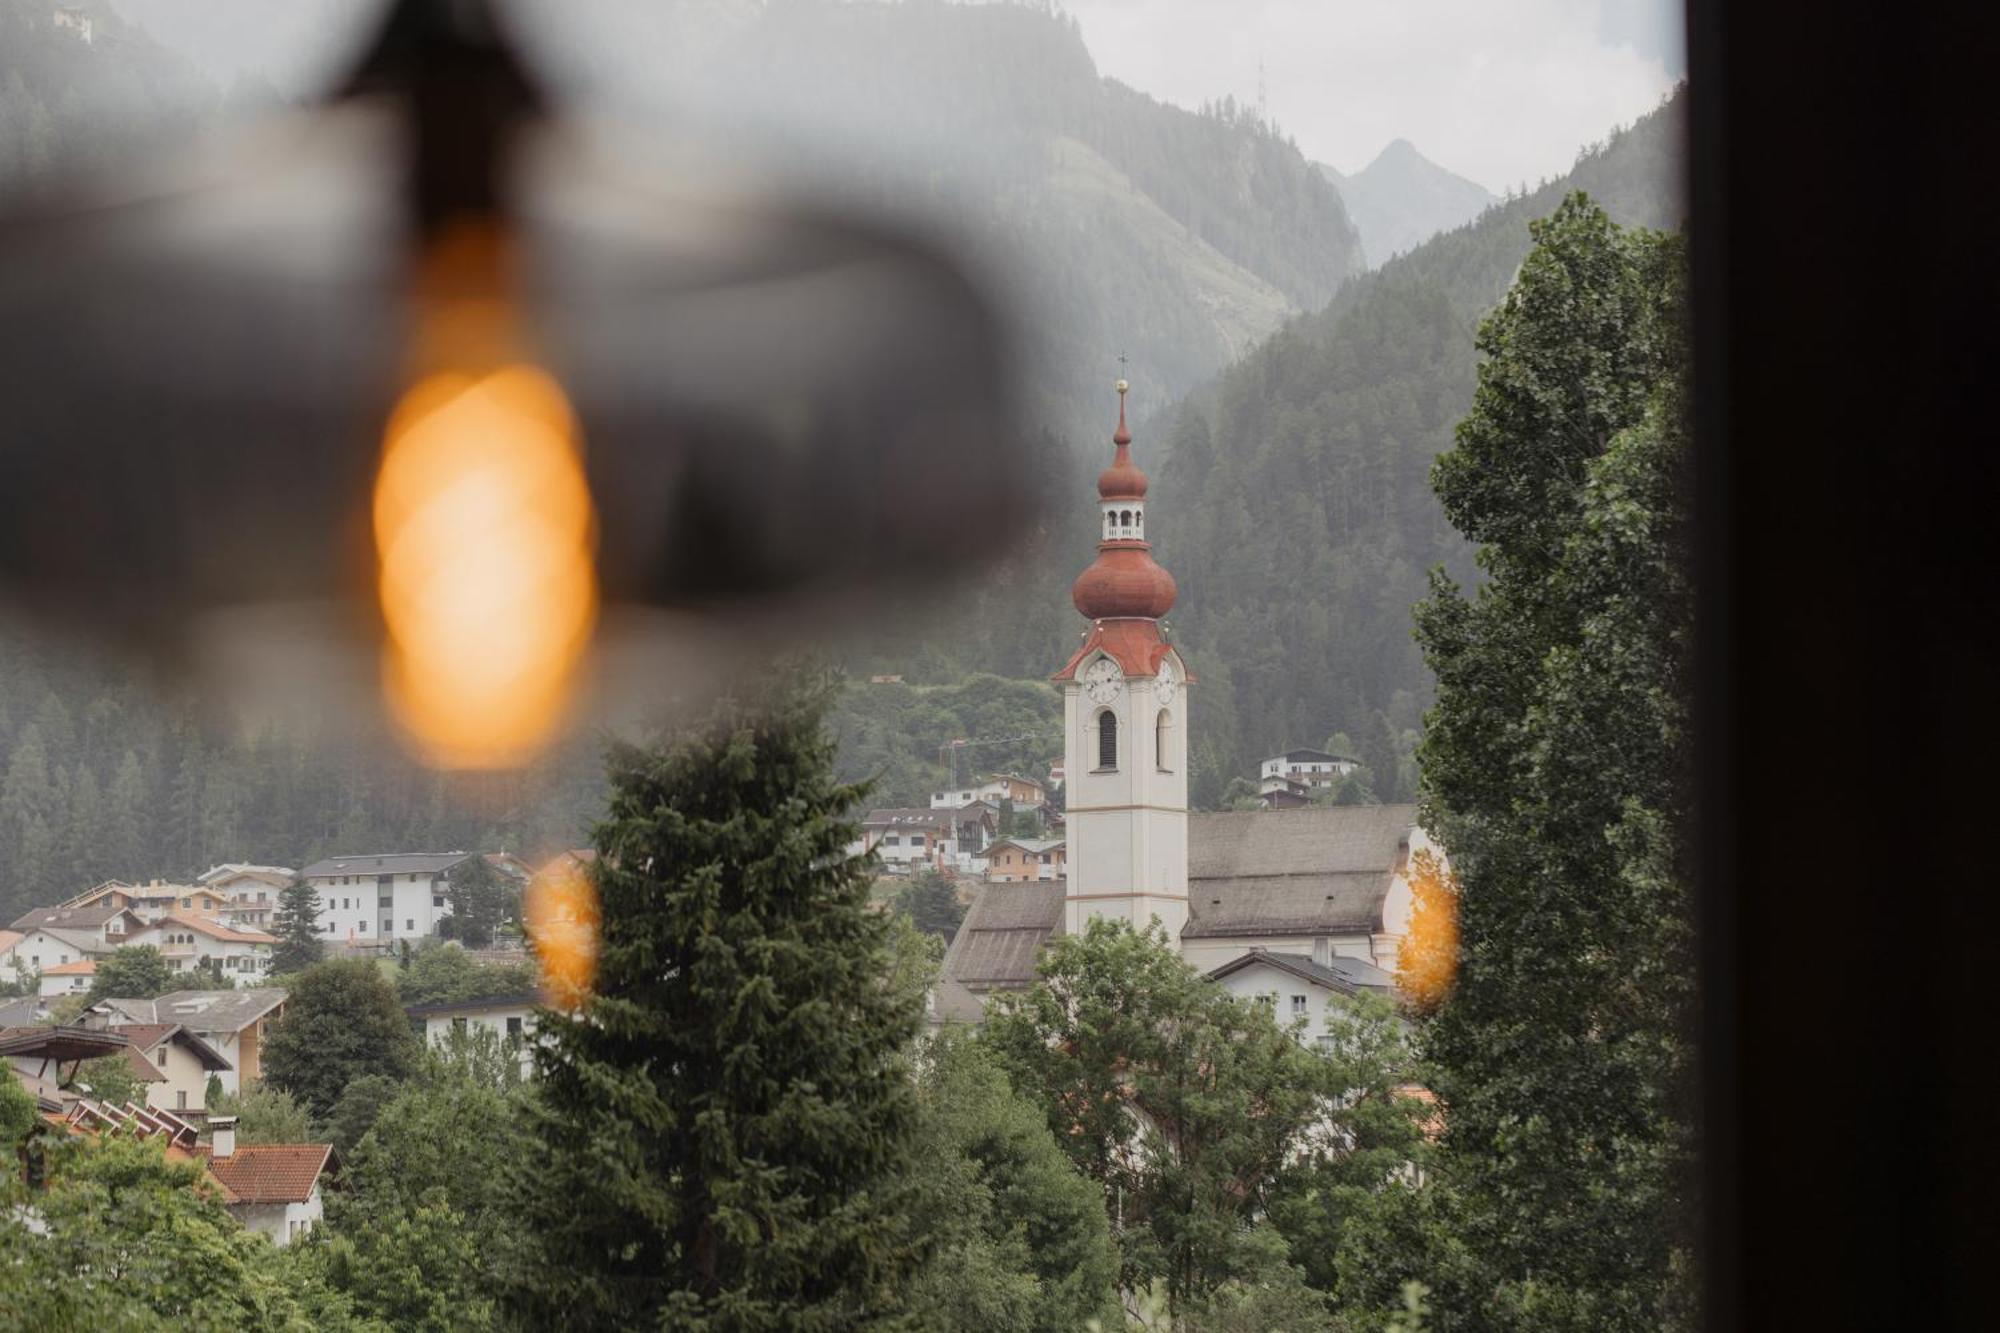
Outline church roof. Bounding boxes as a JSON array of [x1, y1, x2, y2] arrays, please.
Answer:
[[932, 804, 1421, 1022], [1183, 804, 1417, 938], [929, 880, 1065, 1025]]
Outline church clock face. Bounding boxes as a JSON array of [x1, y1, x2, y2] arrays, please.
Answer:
[[1156, 658, 1179, 705], [1083, 657, 1124, 705]]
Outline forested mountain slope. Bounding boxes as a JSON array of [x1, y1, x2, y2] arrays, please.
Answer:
[[624, 0, 1364, 437], [1321, 139, 1496, 265], [1150, 91, 1688, 807]]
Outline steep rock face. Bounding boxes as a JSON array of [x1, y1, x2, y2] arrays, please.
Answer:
[[1321, 139, 1496, 266]]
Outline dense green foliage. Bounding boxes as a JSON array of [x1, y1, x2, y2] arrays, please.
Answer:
[[889, 868, 969, 943], [0, 1132, 372, 1329], [443, 855, 512, 947], [510, 676, 924, 1328], [70, 1052, 143, 1108], [985, 920, 1422, 1320], [85, 943, 173, 1003], [210, 1081, 315, 1146], [904, 1033, 1121, 1332], [1345, 195, 1694, 1331], [318, 1068, 534, 1330], [394, 942, 536, 1008], [263, 959, 422, 1119]]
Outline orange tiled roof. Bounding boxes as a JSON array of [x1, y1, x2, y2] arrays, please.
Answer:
[[155, 911, 277, 945], [43, 959, 96, 976], [198, 1144, 333, 1204]]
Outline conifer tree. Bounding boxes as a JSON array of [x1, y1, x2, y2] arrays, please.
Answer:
[[511, 673, 923, 1329], [269, 875, 324, 975]]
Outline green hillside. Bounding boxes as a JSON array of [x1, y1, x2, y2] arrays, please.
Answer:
[[1149, 90, 1688, 806]]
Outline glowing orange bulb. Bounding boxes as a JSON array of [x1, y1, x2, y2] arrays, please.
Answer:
[[374, 364, 597, 768]]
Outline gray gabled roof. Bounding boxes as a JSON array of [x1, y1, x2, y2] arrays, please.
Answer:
[[9, 902, 139, 932], [404, 991, 539, 1018], [1207, 948, 1398, 996], [931, 880, 1065, 1024], [1182, 804, 1416, 939], [12, 924, 116, 955], [99, 988, 288, 1032], [301, 852, 477, 879]]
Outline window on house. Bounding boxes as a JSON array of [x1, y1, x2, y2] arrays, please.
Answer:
[[433, 895, 444, 908], [507, 1015, 524, 1045], [176, 1090, 187, 1109], [1156, 709, 1171, 770], [406, 919, 414, 932], [358, 921, 368, 932], [452, 1016, 468, 1033], [1097, 709, 1118, 769], [883, 835, 899, 846], [1315, 1034, 1335, 1054], [1291, 995, 1308, 1017]]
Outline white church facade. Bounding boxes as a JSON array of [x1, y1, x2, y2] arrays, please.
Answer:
[[933, 381, 1432, 1026]]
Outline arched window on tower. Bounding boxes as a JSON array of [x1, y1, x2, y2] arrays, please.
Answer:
[[1134, 509, 1143, 534], [1156, 709, 1172, 771], [1097, 709, 1118, 770]]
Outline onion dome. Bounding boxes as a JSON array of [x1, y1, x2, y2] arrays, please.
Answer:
[[1096, 379, 1149, 500], [1072, 378, 1176, 621], [1073, 544, 1177, 619]]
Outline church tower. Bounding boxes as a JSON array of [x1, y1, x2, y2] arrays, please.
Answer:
[[1054, 380, 1190, 939]]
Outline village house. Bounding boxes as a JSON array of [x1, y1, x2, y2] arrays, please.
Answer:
[[125, 912, 277, 982], [984, 837, 1066, 882], [107, 1023, 233, 1114], [38, 959, 96, 997], [52, 880, 232, 922], [857, 803, 1000, 874], [930, 772, 1048, 810], [87, 989, 287, 1095], [197, 1117, 335, 1246], [198, 864, 297, 931], [1206, 945, 1400, 1052], [405, 991, 539, 1077], [1, 924, 116, 989], [8, 901, 147, 947], [300, 851, 485, 946]]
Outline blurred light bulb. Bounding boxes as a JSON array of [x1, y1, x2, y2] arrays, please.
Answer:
[[374, 360, 597, 768], [526, 854, 600, 1009]]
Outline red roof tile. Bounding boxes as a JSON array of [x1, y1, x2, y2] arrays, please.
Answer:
[[198, 1144, 333, 1204]]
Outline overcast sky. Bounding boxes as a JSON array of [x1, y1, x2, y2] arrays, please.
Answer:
[[1061, 0, 1684, 191]]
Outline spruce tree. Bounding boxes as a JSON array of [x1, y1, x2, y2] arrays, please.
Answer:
[[269, 874, 325, 975], [511, 673, 923, 1329]]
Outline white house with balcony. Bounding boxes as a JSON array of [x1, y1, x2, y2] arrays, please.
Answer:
[[126, 912, 276, 982], [198, 864, 296, 932], [1256, 748, 1368, 788]]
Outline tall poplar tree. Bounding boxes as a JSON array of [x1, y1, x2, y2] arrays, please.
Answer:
[[1379, 194, 1693, 1331], [511, 673, 923, 1329]]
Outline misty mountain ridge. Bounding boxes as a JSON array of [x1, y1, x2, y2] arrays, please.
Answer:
[[1321, 137, 1497, 267], [1146, 92, 1687, 802]]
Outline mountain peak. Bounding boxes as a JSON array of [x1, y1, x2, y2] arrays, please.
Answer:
[[1326, 139, 1496, 265]]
